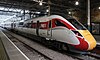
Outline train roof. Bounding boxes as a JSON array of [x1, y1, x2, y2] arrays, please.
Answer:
[[22, 14, 75, 23]]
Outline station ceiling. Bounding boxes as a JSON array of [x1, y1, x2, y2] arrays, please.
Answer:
[[0, 0, 99, 15], [0, 0, 100, 19], [0, 0, 86, 11]]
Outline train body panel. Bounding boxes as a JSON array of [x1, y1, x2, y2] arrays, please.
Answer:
[[51, 27, 80, 45], [15, 27, 37, 35], [39, 29, 48, 37], [2, 15, 96, 51]]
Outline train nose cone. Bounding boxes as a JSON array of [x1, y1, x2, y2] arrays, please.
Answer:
[[78, 30, 97, 50], [83, 33, 96, 50]]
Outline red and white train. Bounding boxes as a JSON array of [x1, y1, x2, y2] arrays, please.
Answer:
[[2, 15, 96, 51]]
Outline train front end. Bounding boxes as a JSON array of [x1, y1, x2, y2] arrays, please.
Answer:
[[76, 30, 96, 50], [67, 18, 96, 51]]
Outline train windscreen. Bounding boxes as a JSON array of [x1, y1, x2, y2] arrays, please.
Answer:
[[67, 19, 86, 30]]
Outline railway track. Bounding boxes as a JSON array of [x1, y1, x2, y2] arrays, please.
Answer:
[[2, 29, 75, 60], [2, 29, 100, 60], [65, 45, 100, 60], [88, 44, 100, 59], [3, 30, 51, 60]]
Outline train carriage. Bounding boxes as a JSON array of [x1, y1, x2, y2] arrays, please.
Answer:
[[2, 15, 96, 51]]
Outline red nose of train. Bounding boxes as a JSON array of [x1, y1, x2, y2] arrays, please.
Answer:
[[74, 30, 96, 51]]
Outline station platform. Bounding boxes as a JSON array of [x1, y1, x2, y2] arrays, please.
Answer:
[[0, 30, 29, 60]]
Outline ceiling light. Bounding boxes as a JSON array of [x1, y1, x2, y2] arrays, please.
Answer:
[[99, 7, 100, 9], [36, 12, 40, 14], [68, 12, 71, 14], [46, 9, 49, 12], [0, 7, 4, 10], [39, 2, 42, 5], [21, 11, 24, 13], [75, 1, 79, 5]]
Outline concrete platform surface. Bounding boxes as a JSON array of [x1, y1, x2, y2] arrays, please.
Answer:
[[0, 30, 30, 60]]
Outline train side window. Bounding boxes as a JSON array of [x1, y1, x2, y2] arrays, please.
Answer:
[[24, 23, 29, 28], [18, 22, 24, 27], [55, 20, 66, 27], [19, 22, 23, 25], [28, 23, 32, 28], [23, 24, 26, 27], [26, 23, 29, 28]]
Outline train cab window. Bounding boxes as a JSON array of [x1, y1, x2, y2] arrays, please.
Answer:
[[67, 19, 86, 30], [55, 20, 66, 27]]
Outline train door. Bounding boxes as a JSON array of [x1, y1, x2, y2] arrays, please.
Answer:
[[47, 20, 52, 38], [11, 22, 16, 29], [11, 23, 13, 28], [36, 21, 39, 36]]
